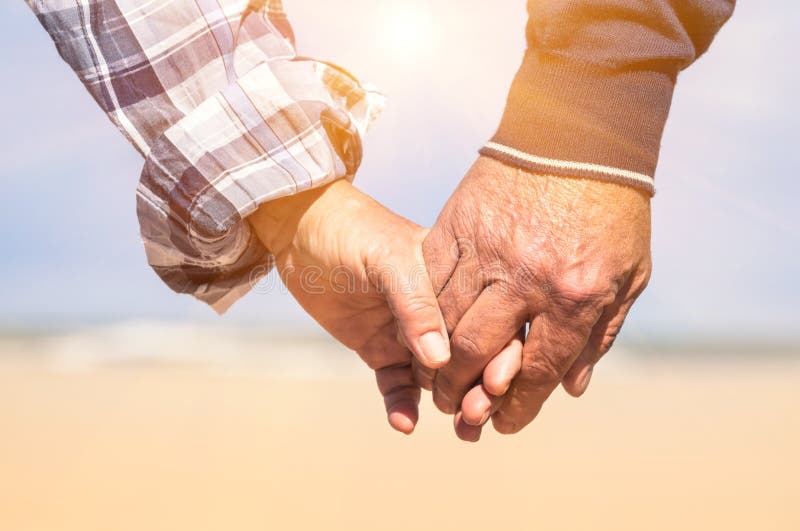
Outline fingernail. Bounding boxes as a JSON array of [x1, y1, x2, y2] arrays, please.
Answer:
[[419, 331, 450, 367], [387, 405, 417, 435], [578, 366, 594, 395]]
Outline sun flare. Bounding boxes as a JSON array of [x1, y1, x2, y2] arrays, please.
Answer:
[[378, 4, 437, 58]]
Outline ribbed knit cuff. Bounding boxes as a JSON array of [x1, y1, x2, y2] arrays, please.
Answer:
[[481, 51, 678, 196]]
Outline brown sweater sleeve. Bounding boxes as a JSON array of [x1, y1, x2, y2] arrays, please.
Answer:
[[480, 0, 736, 194]]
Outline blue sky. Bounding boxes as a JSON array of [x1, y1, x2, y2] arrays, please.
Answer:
[[0, 1, 797, 340]]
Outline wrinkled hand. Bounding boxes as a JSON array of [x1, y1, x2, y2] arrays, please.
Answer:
[[251, 180, 450, 434], [423, 156, 652, 441]]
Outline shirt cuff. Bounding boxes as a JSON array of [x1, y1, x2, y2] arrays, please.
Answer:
[[137, 60, 384, 314], [481, 50, 676, 196]]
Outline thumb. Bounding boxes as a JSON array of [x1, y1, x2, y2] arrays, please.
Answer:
[[369, 234, 451, 370]]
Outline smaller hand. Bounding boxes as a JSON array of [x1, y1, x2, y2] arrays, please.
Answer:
[[250, 180, 450, 434]]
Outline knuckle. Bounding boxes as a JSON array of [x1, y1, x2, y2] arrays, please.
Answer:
[[599, 326, 622, 354], [413, 365, 436, 391], [383, 386, 421, 407], [364, 263, 395, 293], [433, 391, 458, 415], [433, 372, 453, 394], [451, 333, 486, 362], [522, 354, 563, 387], [455, 237, 478, 261], [491, 412, 522, 435], [401, 292, 437, 316], [551, 276, 611, 318], [358, 344, 409, 372], [510, 263, 540, 298], [375, 366, 414, 395], [359, 350, 386, 371], [634, 266, 653, 296], [432, 375, 459, 414]]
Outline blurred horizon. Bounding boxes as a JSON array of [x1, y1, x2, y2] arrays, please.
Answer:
[[0, 1, 798, 342], [0, 6, 798, 528]]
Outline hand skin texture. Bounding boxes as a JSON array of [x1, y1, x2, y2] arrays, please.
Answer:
[[423, 156, 652, 442], [250, 180, 451, 434]]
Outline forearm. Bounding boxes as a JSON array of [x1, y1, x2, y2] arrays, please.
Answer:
[[482, 0, 736, 194]]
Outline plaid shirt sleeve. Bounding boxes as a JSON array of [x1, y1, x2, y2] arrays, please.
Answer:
[[26, 0, 385, 313]]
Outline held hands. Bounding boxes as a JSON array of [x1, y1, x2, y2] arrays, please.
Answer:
[[424, 157, 652, 440], [250, 180, 453, 434], [250, 156, 652, 439]]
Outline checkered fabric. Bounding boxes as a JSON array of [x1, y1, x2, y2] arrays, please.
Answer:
[[27, 0, 385, 313]]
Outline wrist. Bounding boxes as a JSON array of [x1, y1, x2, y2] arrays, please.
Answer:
[[250, 180, 356, 256], [475, 155, 651, 204]]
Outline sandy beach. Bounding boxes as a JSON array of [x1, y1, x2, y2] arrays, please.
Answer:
[[1, 326, 798, 531]]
